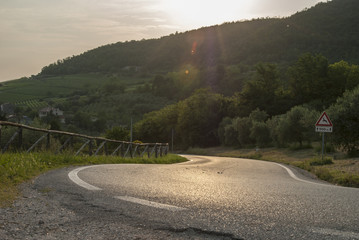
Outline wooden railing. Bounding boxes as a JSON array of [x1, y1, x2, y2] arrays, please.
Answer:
[[0, 121, 168, 158]]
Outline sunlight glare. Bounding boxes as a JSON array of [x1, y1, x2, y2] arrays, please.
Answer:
[[160, 0, 253, 28]]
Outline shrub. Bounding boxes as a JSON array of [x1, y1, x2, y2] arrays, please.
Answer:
[[309, 157, 334, 166], [250, 121, 271, 147]]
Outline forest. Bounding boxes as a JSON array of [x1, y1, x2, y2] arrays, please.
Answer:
[[40, 0, 359, 77], [2, 0, 359, 155], [134, 54, 359, 155]]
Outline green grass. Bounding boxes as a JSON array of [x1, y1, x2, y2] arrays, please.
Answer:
[[0, 152, 186, 207]]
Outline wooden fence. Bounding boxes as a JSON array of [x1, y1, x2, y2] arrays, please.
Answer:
[[0, 121, 168, 158]]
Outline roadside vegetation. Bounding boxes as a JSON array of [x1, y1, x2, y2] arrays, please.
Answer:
[[1, 0, 358, 204], [0, 153, 186, 207]]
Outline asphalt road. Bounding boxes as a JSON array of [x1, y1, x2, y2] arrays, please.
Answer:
[[36, 155, 359, 239]]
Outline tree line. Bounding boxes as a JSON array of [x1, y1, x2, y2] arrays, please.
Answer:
[[133, 53, 359, 155]]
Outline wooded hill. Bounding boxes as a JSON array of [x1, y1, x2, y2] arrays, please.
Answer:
[[40, 0, 359, 76], [4, 0, 359, 154]]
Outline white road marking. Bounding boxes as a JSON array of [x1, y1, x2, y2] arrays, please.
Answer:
[[274, 163, 332, 187], [69, 166, 187, 211], [68, 166, 102, 191], [311, 227, 359, 239], [115, 196, 187, 211]]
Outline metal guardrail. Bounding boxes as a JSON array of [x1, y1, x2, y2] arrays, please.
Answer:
[[0, 121, 168, 158]]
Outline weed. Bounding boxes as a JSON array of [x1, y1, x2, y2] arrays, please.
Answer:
[[40, 187, 53, 194], [289, 143, 313, 151], [313, 168, 334, 181], [309, 156, 334, 166], [314, 144, 336, 153]]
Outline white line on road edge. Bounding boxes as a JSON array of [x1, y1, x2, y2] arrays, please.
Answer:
[[69, 166, 187, 211], [68, 166, 102, 191], [274, 163, 332, 187], [115, 196, 187, 212]]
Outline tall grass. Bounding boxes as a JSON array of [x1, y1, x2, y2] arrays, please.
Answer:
[[0, 153, 186, 207]]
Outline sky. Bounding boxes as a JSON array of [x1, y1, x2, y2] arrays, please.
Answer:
[[0, 0, 323, 82]]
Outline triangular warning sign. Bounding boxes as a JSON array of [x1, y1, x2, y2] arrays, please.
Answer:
[[315, 112, 333, 127]]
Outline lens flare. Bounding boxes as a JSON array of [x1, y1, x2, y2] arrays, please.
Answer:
[[191, 41, 197, 55]]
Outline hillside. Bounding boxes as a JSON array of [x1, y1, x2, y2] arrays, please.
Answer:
[[40, 0, 359, 76], [2, 0, 359, 144]]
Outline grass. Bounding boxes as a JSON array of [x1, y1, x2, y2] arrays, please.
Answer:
[[183, 146, 359, 188], [0, 152, 187, 207]]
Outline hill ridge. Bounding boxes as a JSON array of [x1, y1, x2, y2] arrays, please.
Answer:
[[40, 0, 359, 76]]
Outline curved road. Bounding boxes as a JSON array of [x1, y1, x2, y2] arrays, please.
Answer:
[[40, 155, 359, 239]]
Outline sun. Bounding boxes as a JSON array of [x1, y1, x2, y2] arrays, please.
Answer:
[[160, 0, 252, 29]]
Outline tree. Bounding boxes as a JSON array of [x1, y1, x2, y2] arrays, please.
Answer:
[[105, 126, 129, 141], [218, 117, 234, 145], [276, 106, 318, 147], [328, 61, 359, 93], [288, 53, 329, 106], [239, 63, 282, 116], [151, 75, 177, 99], [135, 104, 179, 144], [328, 86, 359, 155], [235, 117, 253, 147], [176, 89, 224, 148], [248, 109, 271, 147], [250, 121, 271, 147]]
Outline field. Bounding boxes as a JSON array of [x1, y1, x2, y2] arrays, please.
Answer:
[[0, 73, 151, 109]]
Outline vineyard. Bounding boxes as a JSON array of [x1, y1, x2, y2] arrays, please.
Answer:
[[14, 98, 67, 111]]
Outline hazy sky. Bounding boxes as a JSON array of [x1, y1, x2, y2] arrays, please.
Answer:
[[0, 0, 323, 82]]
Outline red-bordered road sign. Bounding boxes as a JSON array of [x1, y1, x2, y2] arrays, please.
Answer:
[[315, 112, 333, 132]]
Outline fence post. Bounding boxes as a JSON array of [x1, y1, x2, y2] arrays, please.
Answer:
[[129, 143, 133, 158], [121, 143, 124, 157], [89, 139, 93, 156], [0, 122, 169, 157], [18, 127, 23, 150], [165, 144, 168, 155], [104, 141, 108, 155], [2, 128, 21, 153], [46, 132, 51, 150]]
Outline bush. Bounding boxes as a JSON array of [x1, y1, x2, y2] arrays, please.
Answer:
[[313, 168, 334, 182], [289, 143, 313, 150], [236, 117, 253, 146], [334, 174, 359, 188], [328, 85, 359, 153], [309, 157, 334, 166], [250, 121, 271, 147], [272, 106, 318, 147]]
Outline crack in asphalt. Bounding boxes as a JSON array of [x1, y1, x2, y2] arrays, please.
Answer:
[[157, 226, 244, 240]]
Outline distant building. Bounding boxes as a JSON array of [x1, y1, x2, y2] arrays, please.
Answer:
[[122, 66, 141, 72], [38, 107, 65, 123]]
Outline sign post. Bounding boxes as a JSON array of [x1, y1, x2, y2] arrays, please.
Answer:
[[315, 112, 333, 160]]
